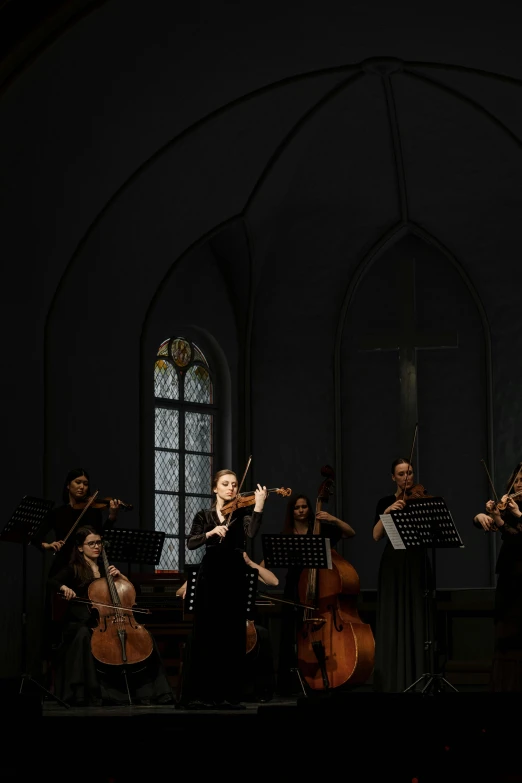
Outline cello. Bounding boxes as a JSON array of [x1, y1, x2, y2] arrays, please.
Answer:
[[88, 539, 154, 667], [296, 466, 375, 691]]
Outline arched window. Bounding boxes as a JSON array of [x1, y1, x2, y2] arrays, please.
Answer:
[[154, 336, 215, 572]]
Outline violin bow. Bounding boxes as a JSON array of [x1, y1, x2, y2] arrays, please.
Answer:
[[506, 464, 522, 498], [401, 423, 418, 501], [480, 459, 500, 504], [222, 455, 252, 530], [55, 490, 100, 554], [57, 594, 151, 614]]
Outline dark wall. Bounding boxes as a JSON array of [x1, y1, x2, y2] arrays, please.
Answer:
[[2, 0, 522, 676]]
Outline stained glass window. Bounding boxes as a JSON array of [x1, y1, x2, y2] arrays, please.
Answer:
[[154, 337, 214, 572]]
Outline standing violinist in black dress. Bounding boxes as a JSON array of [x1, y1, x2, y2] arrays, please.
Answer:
[[474, 462, 522, 691], [372, 458, 431, 693], [185, 468, 267, 709]]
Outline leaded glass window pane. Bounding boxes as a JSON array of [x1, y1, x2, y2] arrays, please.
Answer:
[[184, 365, 212, 404], [192, 343, 208, 365], [155, 408, 179, 449], [185, 411, 212, 453], [154, 360, 179, 400], [157, 339, 169, 357], [185, 545, 204, 566], [185, 454, 212, 495], [159, 536, 180, 571], [154, 336, 216, 573], [155, 451, 179, 492], [155, 493, 179, 536], [185, 496, 213, 535]]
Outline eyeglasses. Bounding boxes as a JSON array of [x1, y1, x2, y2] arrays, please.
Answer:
[[85, 541, 102, 548]]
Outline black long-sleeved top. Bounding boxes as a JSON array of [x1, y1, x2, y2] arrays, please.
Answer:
[[187, 507, 263, 552]]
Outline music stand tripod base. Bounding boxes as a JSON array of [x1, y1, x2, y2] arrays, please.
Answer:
[[1, 496, 71, 708], [404, 672, 459, 695]]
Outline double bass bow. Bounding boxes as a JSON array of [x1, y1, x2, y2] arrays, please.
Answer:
[[296, 465, 375, 691]]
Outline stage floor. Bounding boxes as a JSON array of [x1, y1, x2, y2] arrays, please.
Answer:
[[2, 688, 519, 783]]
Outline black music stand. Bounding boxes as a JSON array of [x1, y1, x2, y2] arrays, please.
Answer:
[[0, 496, 69, 707], [103, 528, 165, 572], [261, 533, 332, 570], [379, 496, 464, 694], [182, 563, 258, 620], [261, 534, 333, 698], [175, 562, 259, 707]]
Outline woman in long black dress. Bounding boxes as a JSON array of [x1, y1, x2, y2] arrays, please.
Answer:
[[48, 525, 173, 706], [474, 461, 522, 691], [276, 492, 355, 696], [372, 458, 431, 693], [185, 468, 267, 708]]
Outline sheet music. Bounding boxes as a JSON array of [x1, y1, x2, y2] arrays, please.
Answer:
[[379, 514, 406, 550]]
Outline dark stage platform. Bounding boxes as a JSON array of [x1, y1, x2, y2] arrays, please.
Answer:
[[2, 685, 521, 783]]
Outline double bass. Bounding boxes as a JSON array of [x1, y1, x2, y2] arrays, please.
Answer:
[[296, 466, 375, 690]]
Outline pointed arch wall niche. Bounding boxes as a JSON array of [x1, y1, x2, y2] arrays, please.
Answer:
[[336, 232, 494, 590]]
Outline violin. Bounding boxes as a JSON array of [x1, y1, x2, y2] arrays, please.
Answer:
[[220, 487, 292, 518], [495, 491, 522, 512], [72, 496, 133, 511], [404, 484, 433, 500], [296, 465, 375, 691]]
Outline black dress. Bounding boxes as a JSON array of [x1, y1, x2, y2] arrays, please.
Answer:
[[47, 562, 174, 706], [490, 501, 522, 691], [373, 495, 431, 693], [184, 505, 264, 705], [276, 521, 343, 696]]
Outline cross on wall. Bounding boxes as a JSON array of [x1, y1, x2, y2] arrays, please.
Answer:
[[358, 256, 458, 456]]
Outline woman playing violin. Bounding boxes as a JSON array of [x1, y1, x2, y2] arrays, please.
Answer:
[[48, 525, 173, 707], [372, 458, 432, 693], [185, 469, 267, 708], [277, 492, 355, 696], [473, 462, 522, 691], [32, 467, 122, 576]]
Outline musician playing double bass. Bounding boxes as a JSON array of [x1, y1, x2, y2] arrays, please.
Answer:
[[276, 491, 355, 697], [48, 525, 173, 706]]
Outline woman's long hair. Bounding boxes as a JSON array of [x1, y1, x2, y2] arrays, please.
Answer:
[[62, 467, 91, 504], [282, 493, 314, 534], [505, 462, 522, 495], [69, 525, 102, 585]]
